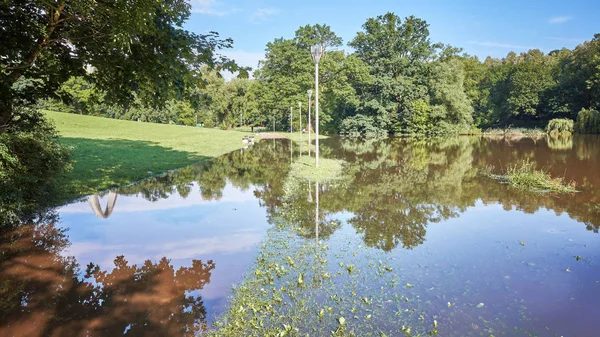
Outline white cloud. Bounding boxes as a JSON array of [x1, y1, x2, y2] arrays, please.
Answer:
[[251, 7, 279, 22], [468, 41, 535, 50], [190, 0, 230, 16], [548, 16, 572, 24]]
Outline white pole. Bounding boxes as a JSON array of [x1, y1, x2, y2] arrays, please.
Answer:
[[308, 96, 311, 156], [290, 107, 293, 134], [299, 102, 302, 137], [315, 62, 319, 168]]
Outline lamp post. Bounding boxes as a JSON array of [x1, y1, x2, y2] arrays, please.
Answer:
[[298, 102, 302, 136], [311, 44, 323, 167], [307, 89, 313, 156]]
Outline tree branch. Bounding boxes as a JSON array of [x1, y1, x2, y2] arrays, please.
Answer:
[[9, 1, 67, 83]]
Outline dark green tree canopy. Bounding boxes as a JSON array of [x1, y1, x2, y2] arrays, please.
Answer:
[[0, 0, 242, 130]]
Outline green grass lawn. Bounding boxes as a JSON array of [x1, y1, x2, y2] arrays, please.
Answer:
[[46, 111, 255, 203]]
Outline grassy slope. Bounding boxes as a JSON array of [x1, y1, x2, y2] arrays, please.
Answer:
[[46, 111, 253, 202]]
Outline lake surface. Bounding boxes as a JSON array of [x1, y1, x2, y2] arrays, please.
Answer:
[[1, 135, 599, 336]]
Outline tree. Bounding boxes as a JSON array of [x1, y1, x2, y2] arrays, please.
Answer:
[[256, 24, 369, 133], [349, 13, 440, 134], [427, 58, 473, 132], [504, 50, 555, 121], [0, 0, 244, 131], [57, 76, 100, 115]]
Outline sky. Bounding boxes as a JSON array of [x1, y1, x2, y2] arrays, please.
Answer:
[[184, 0, 600, 73]]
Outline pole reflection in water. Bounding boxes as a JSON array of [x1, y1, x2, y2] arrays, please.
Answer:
[[315, 181, 319, 244], [88, 191, 118, 219]]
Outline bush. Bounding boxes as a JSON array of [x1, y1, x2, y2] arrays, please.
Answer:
[[575, 108, 600, 134], [0, 107, 71, 225], [547, 118, 574, 137], [340, 115, 387, 139]]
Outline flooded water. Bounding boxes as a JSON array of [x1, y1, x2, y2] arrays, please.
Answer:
[[1, 135, 599, 336]]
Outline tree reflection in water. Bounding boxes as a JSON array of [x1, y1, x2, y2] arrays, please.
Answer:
[[0, 213, 215, 337], [115, 136, 599, 251], [2, 136, 600, 336]]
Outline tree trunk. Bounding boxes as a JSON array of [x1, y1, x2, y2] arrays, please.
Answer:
[[0, 102, 12, 132]]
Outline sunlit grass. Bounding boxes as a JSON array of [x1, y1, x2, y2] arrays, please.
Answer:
[[45, 111, 253, 203]]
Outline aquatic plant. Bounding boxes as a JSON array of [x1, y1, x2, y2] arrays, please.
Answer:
[[547, 118, 574, 137], [483, 159, 577, 194]]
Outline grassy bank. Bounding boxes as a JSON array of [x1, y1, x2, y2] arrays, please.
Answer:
[[46, 111, 254, 202], [482, 127, 545, 140]]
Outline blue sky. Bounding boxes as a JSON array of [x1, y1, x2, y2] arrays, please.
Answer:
[[185, 0, 600, 72]]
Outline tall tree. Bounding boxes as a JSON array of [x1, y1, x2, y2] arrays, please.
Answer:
[[256, 24, 357, 132], [0, 0, 243, 131], [349, 13, 440, 133]]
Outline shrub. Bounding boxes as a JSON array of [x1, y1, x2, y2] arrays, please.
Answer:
[[340, 115, 387, 139], [547, 118, 574, 137], [575, 108, 600, 134], [0, 107, 71, 225]]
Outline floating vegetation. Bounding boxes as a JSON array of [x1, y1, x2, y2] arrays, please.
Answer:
[[482, 159, 577, 194], [205, 218, 545, 337], [288, 156, 345, 183]]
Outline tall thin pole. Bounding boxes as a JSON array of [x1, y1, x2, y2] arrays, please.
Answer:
[[290, 107, 293, 133], [315, 62, 319, 167], [299, 102, 302, 157], [299, 102, 302, 137], [308, 95, 311, 156]]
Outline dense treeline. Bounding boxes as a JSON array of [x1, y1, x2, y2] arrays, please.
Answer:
[[45, 13, 600, 137]]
